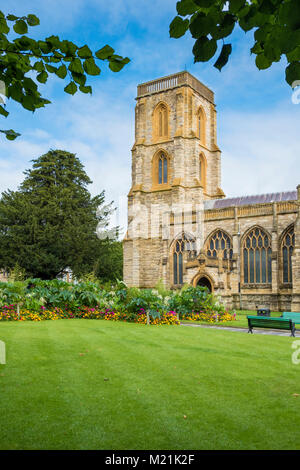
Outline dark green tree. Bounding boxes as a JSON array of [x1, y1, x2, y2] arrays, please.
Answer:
[[0, 149, 119, 279], [94, 240, 123, 282], [170, 0, 300, 87], [0, 11, 130, 140]]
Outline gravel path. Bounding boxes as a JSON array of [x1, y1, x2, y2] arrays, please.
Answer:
[[180, 322, 300, 337]]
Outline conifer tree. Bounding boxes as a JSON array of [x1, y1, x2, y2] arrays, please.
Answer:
[[0, 149, 118, 279]]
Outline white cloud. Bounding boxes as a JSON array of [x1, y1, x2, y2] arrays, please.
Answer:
[[220, 104, 300, 197]]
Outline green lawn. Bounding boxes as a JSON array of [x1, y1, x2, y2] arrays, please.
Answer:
[[0, 319, 299, 450]]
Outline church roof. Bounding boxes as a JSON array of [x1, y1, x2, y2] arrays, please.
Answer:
[[204, 191, 297, 210]]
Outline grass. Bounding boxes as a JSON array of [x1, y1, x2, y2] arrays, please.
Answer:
[[0, 319, 299, 450]]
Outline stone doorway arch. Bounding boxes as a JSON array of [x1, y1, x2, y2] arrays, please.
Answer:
[[196, 276, 212, 292]]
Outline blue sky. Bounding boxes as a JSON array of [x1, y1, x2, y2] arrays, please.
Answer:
[[1, 0, 299, 233]]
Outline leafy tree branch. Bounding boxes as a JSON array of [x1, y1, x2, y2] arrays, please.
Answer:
[[170, 0, 300, 87], [0, 11, 130, 140]]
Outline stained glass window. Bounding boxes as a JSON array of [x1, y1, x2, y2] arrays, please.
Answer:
[[282, 226, 294, 284], [243, 227, 272, 284], [206, 230, 233, 260], [158, 153, 168, 185], [173, 234, 196, 285]]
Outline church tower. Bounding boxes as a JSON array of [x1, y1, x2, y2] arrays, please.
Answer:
[[123, 71, 225, 288]]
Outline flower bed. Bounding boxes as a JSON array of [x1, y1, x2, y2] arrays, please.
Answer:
[[0, 282, 236, 326], [0, 305, 181, 325], [0, 304, 235, 325], [181, 311, 236, 323]]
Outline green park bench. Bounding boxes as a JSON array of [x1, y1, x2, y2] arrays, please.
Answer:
[[247, 315, 296, 337], [282, 312, 300, 325]]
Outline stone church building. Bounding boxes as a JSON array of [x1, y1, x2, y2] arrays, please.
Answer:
[[123, 71, 300, 312]]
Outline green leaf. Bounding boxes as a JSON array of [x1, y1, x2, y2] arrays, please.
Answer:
[[279, 0, 300, 32], [26, 14, 40, 26], [77, 45, 92, 59], [13, 20, 28, 35], [286, 61, 300, 86], [212, 13, 235, 40], [46, 35, 60, 49], [254, 24, 272, 43], [194, 0, 212, 6], [7, 83, 23, 102], [71, 72, 86, 86], [45, 64, 58, 73], [60, 40, 77, 57], [38, 40, 52, 54], [250, 42, 263, 55], [0, 17, 9, 34], [36, 71, 48, 84], [189, 12, 215, 38], [193, 36, 217, 62], [239, 5, 259, 32], [170, 16, 189, 38], [0, 129, 21, 140], [258, 0, 275, 15], [214, 44, 232, 71], [79, 85, 92, 94], [23, 77, 38, 92], [21, 95, 36, 111], [229, 0, 245, 15], [176, 0, 199, 16], [263, 41, 281, 62], [108, 57, 130, 72], [255, 53, 272, 70], [286, 46, 300, 63], [69, 58, 84, 74], [83, 58, 101, 75], [55, 64, 67, 79], [0, 105, 9, 117], [95, 45, 114, 60], [64, 81, 77, 95], [33, 61, 44, 72], [6, 15, 19, 21]]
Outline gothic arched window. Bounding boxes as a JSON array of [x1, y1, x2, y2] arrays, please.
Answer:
[[242, 227, 272, 284], [173, 234, 196, 285], [281, 225, 294, 284], [152, 151, 170, 187], [158, 153, 168, 184], [206, 230, 233, 260], [197, 107, 206, 144], [153, 102, 169, 141]]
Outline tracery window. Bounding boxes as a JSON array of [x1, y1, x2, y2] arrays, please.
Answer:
[[281, 225, 294, 284], [158, 153, 168, 184], [206, 230, 233, 260], [173, 234, 196, 285], [152, 151, 169, 187], [242, 227, 272, 284]]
